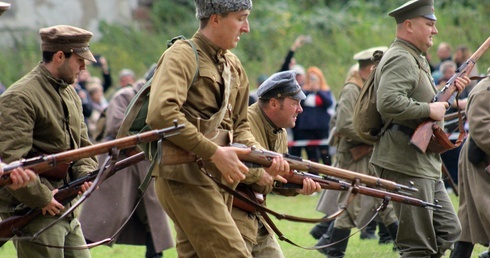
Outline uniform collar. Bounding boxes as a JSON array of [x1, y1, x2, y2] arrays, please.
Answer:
[[192, 31, 228, 64], [38, 63, 70, 89], [256, 103, 283, 134]]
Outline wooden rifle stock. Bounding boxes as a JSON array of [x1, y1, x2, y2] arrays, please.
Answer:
[[0, 152, 146, 247], [235, 144, 417, 193], [276, 171, 441, 209], [0, 122, 184, 187], [411, 36, 490, 153]]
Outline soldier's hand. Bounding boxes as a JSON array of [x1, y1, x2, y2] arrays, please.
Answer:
[[295, 177, 321, 195], [7, 168, 37, 191], [41, 190, 64, 216], [211, 146, 250, 184], [264, 155, 289, 177], [454, 76, 471, 92], [429, 102, 449, 121]]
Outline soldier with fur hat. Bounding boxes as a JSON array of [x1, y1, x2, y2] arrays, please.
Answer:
[[146, 1, 289, 257], [232, 70, 320, 257], [369, 0, 471, 257], [0, 25, 98, 258]]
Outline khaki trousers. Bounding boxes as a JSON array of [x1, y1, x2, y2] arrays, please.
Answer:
[[154, 177, 251, 258], [13, 216, 90, 258], [374, 165, 461, 258]]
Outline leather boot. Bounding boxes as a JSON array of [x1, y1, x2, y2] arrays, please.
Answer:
[[310, 217, 333, 240], [377, 222, 392, 244], [316, 221, 335, 254], [450, 241, 474, 258], [385, 221, 399, 251], [360, 220, 377, 240], [326, 228, 352, 258], [145, 232, 163, 258]]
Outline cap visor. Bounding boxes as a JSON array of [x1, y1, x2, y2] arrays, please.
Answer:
[[292, 91, 307, 100], [77, 50, 97, 63], [422, 14, 437, 21]]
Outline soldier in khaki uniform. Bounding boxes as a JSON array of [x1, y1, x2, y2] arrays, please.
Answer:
[[0, 25, 99, 258], [146, 1, 289, 257], [317, 47, 399, 258], [0, 1, 37, 191], [370, 0, 470, 257], [232, 71, 321, 257], [450, 68, 490, 258]]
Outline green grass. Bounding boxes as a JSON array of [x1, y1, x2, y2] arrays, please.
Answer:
[[0, 193, 486, 258]]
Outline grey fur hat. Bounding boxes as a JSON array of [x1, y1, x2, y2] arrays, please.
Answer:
[[195, 0, 253, 19]]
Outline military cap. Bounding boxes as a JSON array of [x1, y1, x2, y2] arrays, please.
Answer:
[[39, 25, 96, 62], [353, 46, 388, 61], [0, 1, 10, 16], [195, 0, 252, 19], [257, 70, 306, 100], [389, 0, 436, 24]]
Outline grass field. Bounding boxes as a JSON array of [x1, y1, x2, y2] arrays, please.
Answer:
[[0, 192, 487, 258]]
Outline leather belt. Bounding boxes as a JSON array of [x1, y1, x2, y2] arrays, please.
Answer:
[[389, 124, 415, 136]]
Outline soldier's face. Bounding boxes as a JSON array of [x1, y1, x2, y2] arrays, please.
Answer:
[[410, 17, 438, 52], [214, 10, 250, 50], [58, 53, 86, 85], [276, 97, 303, 129]]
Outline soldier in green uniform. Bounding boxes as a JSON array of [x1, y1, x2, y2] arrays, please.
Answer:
[[232, 70, 321, 257], [450, 68, 490, 258], [317, 47, 399, 258], [0, 25, 99, 258], [370, 0, 470, 257], [146, 1, 289, 257], [0, 1, 38, 191]]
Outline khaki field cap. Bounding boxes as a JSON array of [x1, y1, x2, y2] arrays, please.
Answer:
[[195, 0, 253, 19], [353, 46, 388, 61], [389, 0, 436, 24], [0, 1, 10, 16], [39, 25, 97, 63], [257, 70, 306, 101]]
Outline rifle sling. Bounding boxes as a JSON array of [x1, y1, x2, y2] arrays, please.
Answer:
[[194, 159, 387, 250]]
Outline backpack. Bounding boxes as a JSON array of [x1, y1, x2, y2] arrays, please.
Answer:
[[353, 47, 423, 144], [116, 35, 199, 157], [352, 50, 387, 144]]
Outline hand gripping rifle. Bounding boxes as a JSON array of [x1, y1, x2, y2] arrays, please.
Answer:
[[410, 37, 490, 154], [275, 171, 441, 209], [0, 121, 184, 187], [234, 144, 417, 193], [0, 152, 146, 247]]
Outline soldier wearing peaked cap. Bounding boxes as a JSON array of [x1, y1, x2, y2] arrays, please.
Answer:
[[369, 0, 471, 257], [0, 25, 98, 258], [232, 71, 320, 257], [315, 46, 399, 257], [146, 0, 289, 257]]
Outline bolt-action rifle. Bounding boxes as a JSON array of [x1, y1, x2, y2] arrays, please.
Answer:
[[0, 122, 184, 186], [410, 36, 490, 154], [235, 145, 417, 193], [275, 171, 441, 209]]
